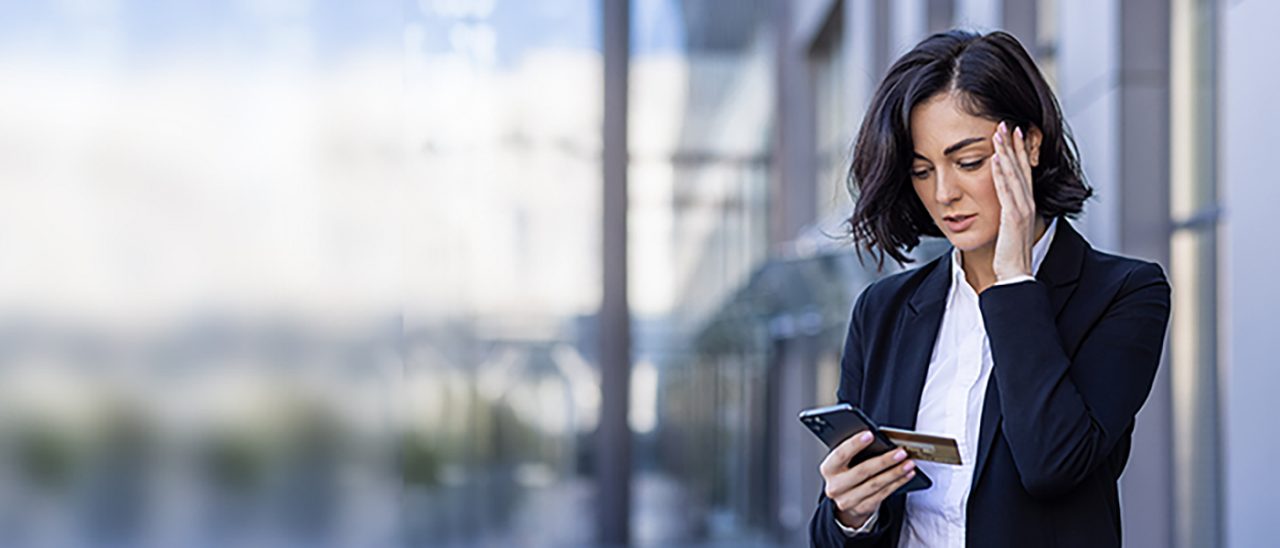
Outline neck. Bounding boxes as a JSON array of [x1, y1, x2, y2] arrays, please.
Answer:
[[961, 216, 1048, 293]]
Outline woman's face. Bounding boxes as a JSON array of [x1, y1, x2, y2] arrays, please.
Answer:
[[908, 92, 1036, 254]]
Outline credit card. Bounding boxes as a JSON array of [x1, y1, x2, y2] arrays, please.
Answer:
[[879, 427, 962, 465]]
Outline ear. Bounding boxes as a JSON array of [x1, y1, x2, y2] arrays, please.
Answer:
[[1025, 126, 1044, 167]]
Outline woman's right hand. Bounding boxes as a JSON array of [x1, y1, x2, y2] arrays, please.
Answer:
[[820, 430, 918, 529]]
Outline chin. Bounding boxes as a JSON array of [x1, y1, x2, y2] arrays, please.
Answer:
[[942, 231, 995, 252]]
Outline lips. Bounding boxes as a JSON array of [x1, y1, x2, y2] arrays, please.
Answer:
[[943, 213, 977, 232]]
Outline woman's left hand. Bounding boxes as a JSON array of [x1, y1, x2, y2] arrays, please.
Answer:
[[991, 121, 1037, 282]]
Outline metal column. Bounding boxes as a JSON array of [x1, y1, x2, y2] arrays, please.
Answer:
[[599, 0, 632, 545], [1170, 0, 1222, 546]]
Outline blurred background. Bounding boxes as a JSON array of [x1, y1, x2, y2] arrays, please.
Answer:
[[0, 0, 1276, 546]]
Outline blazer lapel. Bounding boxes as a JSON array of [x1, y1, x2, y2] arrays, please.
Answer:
[[884, 255, 951, 430], [1035, 220, 1086, 317], [970, 219, 1087, 489]]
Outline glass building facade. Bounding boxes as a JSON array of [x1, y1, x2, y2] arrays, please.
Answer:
[[420, 0, 1280, 546]]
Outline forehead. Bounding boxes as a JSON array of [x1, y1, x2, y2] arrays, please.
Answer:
[[909, 92, 996, 156]]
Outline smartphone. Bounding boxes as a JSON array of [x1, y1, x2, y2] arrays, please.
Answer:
[[798, 403, 932, 495]]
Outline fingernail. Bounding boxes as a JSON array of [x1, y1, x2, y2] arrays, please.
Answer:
[[894, 450, 907, 461], [994, 132, 1003, 144], [903, 461, 915, 472], [998, 121, 1007, 132], [860, 432, 873, 443], [1015, 127, 1023, 139]]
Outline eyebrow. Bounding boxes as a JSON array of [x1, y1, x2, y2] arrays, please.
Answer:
[[913, 136, 987, 160]]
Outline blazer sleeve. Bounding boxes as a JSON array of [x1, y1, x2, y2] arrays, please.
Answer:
[[978, 261, 1171, 498], [809, 290, 899, 547]]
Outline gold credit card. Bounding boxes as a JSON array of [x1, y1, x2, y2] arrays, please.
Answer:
[[879, 427, 963, 465]]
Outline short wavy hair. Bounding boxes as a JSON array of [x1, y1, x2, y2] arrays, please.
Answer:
[[844, 29, 1091, 267]]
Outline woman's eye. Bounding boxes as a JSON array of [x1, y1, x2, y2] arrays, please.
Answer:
[[911, 168, 931, 179], [959, 159, 985, 170]]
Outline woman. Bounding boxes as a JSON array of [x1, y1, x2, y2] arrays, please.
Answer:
[[809, 30, 1170, 547]]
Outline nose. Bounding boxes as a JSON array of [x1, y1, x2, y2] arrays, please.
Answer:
[[933, 169, 962, 205]]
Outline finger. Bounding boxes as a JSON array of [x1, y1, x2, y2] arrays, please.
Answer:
[[851, 447, 909, 481], [993, 127, 1029, 216], [993, 123, 1016, 182], [1012, 126, 1035, 207], [853, 465, 919, 515], [1013, 126, 1032, 181], [990, 130, 1011, 200], [828, 447, 909, 497], [991, 144, 1017, 215], [997, 153, 1028, 217], [820, 430, 874, 478], [858, 464, 917, 514], [833, 430, 875, 467], [995, 123, 1028, 212], [825, 445, 906, 499], [842, 460, 918, 516], [854, 458, 915, 500]]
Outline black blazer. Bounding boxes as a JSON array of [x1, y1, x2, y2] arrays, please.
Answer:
[[810, 220, 1171, 547]]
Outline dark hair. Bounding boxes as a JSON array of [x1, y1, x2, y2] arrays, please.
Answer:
[[844, 29, 1091, 267]]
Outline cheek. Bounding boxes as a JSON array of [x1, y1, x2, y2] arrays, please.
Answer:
[[968, 172, 1002, 212], [912, 182, 949, 223], [910, 175, 927, 197]]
